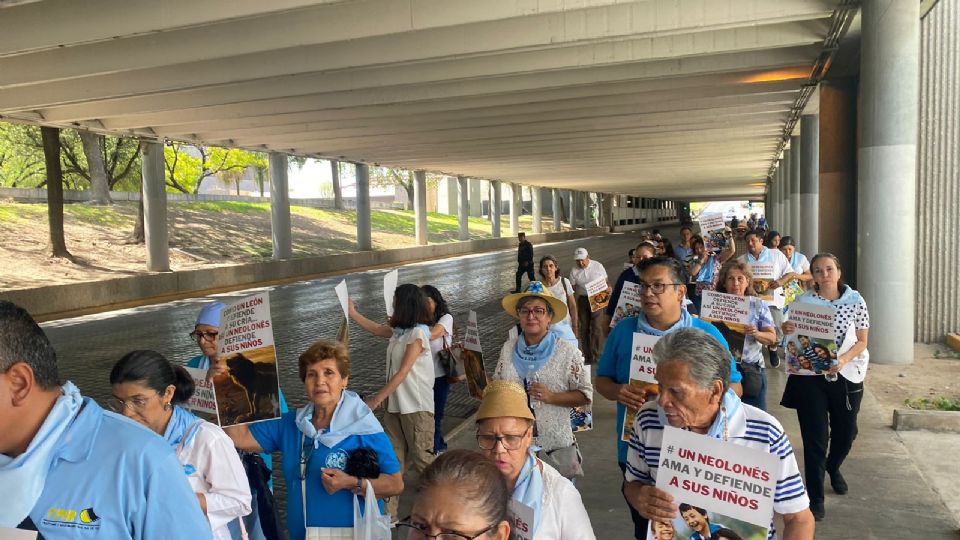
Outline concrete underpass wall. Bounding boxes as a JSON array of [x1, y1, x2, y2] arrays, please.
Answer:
[[1, 227, 609, 321], [917, 0, 960, 342]]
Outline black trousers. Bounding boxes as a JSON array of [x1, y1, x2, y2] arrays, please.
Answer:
[[515, 264, 534, 291], [785, 374, 864, 502], [619, 462, 648, 540]]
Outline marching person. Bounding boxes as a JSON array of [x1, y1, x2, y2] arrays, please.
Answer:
[[538, 255, 579, 345], [514, 232, 535, 293], [0, 301, 212, 539], [623, 328, 815, 539], [568, 247, 611, 364], [475, 380, 595, 540], [225, 340, 403, 539], [779, 236, 813, 285], [780, 253, 870, 521], [494, 282, 592, 480], [606, 242, 657, 327], [420, 284, 457, 455], [110, 350, 252, 540], [686, 233, 736, 313]]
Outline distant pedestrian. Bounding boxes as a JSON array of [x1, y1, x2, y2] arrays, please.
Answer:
[[764, 229, 782, 250], [568, 248, 611, 364], [538, 255, 579, 345], [514, 232, 535, 293], [420, 285, 456, 455]]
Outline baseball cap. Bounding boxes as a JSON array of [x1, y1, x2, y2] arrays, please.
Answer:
[[574, 248, 588, 260]]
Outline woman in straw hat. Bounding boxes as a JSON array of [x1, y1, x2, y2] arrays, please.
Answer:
[[494, 282, 593, 480], [475, 380, 595, 540]]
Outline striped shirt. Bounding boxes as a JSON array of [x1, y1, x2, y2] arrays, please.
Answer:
[[625, 396, 809, 539]]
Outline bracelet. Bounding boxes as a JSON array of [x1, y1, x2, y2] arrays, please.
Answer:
[[356, 477, 363, 493]]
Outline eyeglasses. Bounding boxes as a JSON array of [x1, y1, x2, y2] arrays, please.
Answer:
[[517, 307, 548, 318], [476, 428, 530, 451], [396, 518, 496, 540], [638, 282, 682, 295], [109, 393, 161, 413], [189, 330, 219, 342]]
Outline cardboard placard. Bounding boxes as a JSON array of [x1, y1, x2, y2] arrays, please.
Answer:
[[609, 282, 642, 328], [462, 310, 488, 400], [621, 333, 660, 441], [785, 303, 838, 376], [586, 277, 610, 312]]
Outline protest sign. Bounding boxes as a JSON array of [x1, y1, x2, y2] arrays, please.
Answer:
[[698, 213, 729, 253], [621, 333, 660, 442], [507, 500, 535, 540], [784, 303, 838, 376], [0, 529, 37, 540], [462, 310, 488, 400], [334, 279, 349, 319], [184, 367, 219, 423], [586, 277, 610, 312], [748, 263, 784, 309], [700, 290, 752, 362], [609, 281, 642, 328], [782, 279, 805, 307], [647, 426, 778, 540], [215, 292, 281, 427], [571, 366, 593, 433], [383, 269, 398, 317]]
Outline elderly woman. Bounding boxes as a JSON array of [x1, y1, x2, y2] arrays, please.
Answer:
[[225, 341, 403, 540], [475, 380, 595, 540], [538, 255, 579, 345], [494, 282, 593, 480], [780, 253, 870, 521], [778, 236, 813, 285], [713, 261, 777, 411], [110, 350, 251, 540], [623, 328, 815, 539], [398, 450, 511, 540]]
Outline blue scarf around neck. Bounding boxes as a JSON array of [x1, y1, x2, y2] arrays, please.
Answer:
[[512, 451, 546, 535], [296, 390, 385, 449], [163, 405, 202, 451], [512, 331, 559, 380], [635, 308, 693, 336], [657, 388, 742, 440], [392, 324, 431, 340], [0, 381, 83, 527], [800, 285, 863, 307]]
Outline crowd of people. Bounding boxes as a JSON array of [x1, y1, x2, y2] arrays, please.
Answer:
[[1, 214, 871, 540]]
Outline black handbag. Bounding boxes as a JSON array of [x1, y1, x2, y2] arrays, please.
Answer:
[[737, 362, 764, 399]]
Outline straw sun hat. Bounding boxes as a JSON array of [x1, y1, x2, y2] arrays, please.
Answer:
[[476, 380, 535, 422], [500, 281, 568, 325]]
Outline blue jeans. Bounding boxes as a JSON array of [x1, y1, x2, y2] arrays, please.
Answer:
[[433, 376, 450, 452], [741, 367, 768, 411]]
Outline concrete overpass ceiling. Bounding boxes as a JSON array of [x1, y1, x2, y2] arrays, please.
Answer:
[[0, 0, 851, 199]]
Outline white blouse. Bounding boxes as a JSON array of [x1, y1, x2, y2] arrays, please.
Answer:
[[534, 459, 597, 540], [494, 337, 593, 452], [386, 326, 435, 414]]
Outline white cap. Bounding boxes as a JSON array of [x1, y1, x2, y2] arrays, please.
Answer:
[[574, 248, 588, 260]]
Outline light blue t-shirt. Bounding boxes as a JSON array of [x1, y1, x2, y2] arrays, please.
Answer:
[[26, 398, 212, 539], [597, 316, 742, 463], [249, 412, 401, 540]]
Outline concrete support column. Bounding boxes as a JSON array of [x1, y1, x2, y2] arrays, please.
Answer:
[[414, 170, 428, 246], [800, 114, 820, 254], [469, 179, 482, 217], [781, 150, 792, 233], [532, 187, 543, 234], [457, 176, 469, 241], [509, 183, 520, 236], [773, 160, 784, 229], [564, 190, 574, 227], [583, 192, 592, 228], [859, 0, 919, 364], [552, 189, 561, 232], [790, 135, 802, 242], [491, 180, 502, 238], [141, 142, 170, 272], [268, 152, 292, 260], [355, 163, 372, 251]]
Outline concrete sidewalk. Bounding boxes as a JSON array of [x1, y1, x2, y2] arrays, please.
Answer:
[[419, 368, 960, 539]]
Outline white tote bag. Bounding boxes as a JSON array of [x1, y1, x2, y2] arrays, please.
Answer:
[[353, 481, 391, 540]]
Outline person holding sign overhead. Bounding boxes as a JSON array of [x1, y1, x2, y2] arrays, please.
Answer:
[[568, 247, 611, 364], [596, 257, 742, 540], [110, 351, 251, 540], [779, 253, 870, 521], [224, 340, 403, 539], [622, 328, 814, 540], [494, 282, 593, 481], [349, 283, 436, 518], [474, 380, 595, 540]]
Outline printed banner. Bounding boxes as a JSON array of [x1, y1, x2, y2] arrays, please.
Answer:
[[785, 303, 838, 376], [646, 426, 778, 540], [462, 310, 488, 400], [621, 334, 660, 442], [183, 367, 219, 423], [698, 212, 729, 253], [571, 366, 593, 433], [215, 293, 282, 427], [610, 281, 642, 328], [700, 291, 751, 328], [586, 277, 610, 312], [748, 263, 784, 309]]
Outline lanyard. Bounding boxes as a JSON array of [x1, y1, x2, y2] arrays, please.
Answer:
[[299, 433, 316, 529]]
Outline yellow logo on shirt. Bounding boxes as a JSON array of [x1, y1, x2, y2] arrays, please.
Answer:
[[43, 506, 101, 529]]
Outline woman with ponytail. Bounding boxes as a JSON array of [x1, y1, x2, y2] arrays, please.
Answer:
[[110, 350, 252, 539]]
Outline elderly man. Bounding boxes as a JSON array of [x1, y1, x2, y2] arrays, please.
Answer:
[[568, 247, 610, 364], [623, 328, 815, 540], [597, 256, 742, 540], [0, 301, 212, 539]]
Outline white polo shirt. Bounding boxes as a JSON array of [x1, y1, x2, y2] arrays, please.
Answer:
[[568, 260, 608, 296]]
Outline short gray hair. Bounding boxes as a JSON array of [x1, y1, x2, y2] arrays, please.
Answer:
[[652, 328, 730, 391]]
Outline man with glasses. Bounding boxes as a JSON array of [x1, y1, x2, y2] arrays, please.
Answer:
[[0, 301, 211, 538], [186, 301, 287, 540], [595, 257, 742, 540]]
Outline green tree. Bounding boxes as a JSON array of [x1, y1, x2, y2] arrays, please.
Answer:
[[163, 143, 267, 194], [369, 166, 442, 209]]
